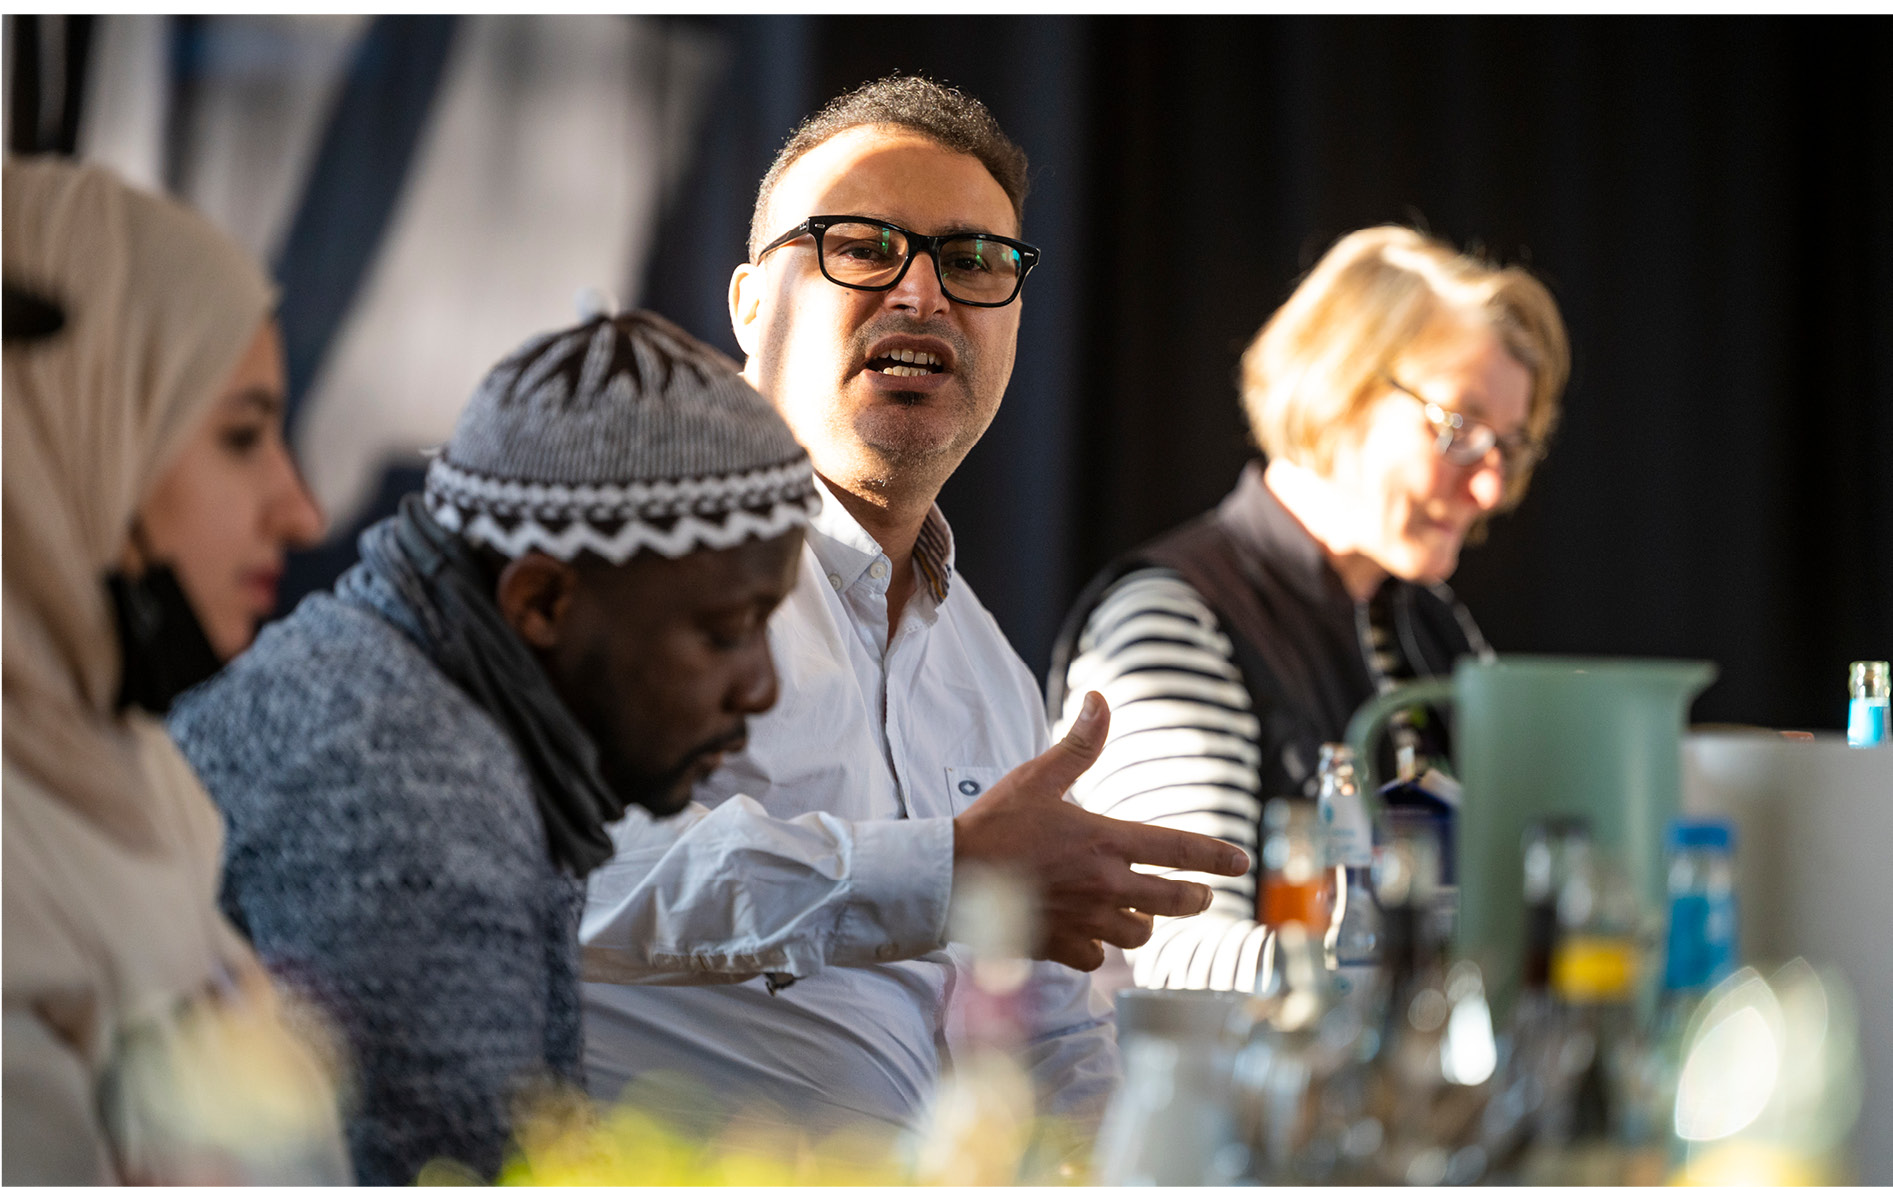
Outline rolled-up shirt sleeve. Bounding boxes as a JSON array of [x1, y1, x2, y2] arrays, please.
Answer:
[[580, 796, 954, 984]]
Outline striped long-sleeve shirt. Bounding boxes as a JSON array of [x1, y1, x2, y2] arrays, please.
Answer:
[[1055, 567, 1274, 992]]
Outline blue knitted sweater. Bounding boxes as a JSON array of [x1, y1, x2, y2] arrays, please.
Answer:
[[170, 584, 584, 1185]]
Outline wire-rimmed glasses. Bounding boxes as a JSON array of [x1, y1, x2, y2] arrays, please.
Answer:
[[1384, 375, 1543, 480]]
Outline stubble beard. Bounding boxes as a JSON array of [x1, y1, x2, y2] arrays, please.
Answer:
[[610, 725, 747, 819], [843, 392, 975, 498], [762, 314, 999, 504], [567, 642, 739, 821]]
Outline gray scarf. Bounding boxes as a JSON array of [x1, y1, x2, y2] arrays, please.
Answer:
[[337, 495, 617, 876]]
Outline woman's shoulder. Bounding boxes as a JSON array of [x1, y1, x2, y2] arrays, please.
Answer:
[[1094, 564, 1218, 621]]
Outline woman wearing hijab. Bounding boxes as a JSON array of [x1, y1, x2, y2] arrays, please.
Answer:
[[3, 157, 342, 1184], [1048, 226, 1569, 994]]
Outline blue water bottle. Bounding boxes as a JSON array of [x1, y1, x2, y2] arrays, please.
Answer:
[[1629, 818, 1741, 1172], [1848, 661, 1889, 748], [1662, 818, 1738, 996]]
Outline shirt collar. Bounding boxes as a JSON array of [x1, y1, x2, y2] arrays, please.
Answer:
[[912, 505, 955, 602], [807, 484, 957, 602]]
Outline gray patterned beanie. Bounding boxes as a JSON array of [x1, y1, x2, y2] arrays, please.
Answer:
[[425, 311, 817, 562]]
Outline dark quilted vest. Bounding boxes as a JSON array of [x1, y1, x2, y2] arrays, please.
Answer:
[[1049, 465, 1476, 807]]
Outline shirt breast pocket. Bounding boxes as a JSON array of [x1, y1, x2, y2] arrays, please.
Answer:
[[942, 765, 1007, 817]]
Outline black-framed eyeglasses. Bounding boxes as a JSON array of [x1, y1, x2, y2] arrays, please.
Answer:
[[1385, 375, 1543, 478], [754, 215, 1041, 308]]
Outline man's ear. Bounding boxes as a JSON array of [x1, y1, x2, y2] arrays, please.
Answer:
[[729, 262, 762, 360], [495, 553, 580, 650]]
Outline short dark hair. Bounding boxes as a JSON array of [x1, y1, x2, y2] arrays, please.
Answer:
[[747, 75, 1030, 260]]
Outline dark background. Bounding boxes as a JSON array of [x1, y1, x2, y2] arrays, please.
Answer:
[[15, 15, 1891, 732], [648, 14, 1892, 733]]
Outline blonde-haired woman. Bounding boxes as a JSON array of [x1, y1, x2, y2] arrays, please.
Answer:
[[4, 157, 341, 1183], [1048, 225, 1569, 993]]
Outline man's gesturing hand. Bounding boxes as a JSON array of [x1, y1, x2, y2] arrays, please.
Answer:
[[950, 692, 1251, 972]]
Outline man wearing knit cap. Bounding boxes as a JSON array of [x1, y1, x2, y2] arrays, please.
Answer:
[[580, 78, 1248, 1149], [169, 312, 818, 1184]]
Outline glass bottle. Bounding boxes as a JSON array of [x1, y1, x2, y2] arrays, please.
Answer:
[[1354, 819, 1497, 1186], [1317, 743, 1382, 1006], [1622, 818, 1740, 1182], [913, 865, 1037, 1185], [1521, 817, 1592, 1002], [1232, 799, 1346, 1185], [1260, 797, 1330, 957], [1847, 660, 1889, 748], [1374, 746, 1461, 938], [1522, 842, 1643, 1186], [1659, 819, 1738, 998], [1093, 989, 1249, 1187], [1481, 817, 1593, 1177]]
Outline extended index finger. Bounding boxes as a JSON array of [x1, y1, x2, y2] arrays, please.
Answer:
[[1109, 817, 1249, 879]]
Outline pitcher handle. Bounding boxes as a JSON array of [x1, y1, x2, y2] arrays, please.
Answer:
[[1342, 676, 1456, 791]]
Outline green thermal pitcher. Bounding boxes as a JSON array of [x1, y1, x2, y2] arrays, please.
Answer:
[[1344, 655, 1716, 1010]]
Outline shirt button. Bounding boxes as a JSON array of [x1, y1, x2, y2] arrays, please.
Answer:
[[877, 942, 900, 960], [869, 560, 889, 581], [957, 779, 981, 797], [827, 572, 843, 591]]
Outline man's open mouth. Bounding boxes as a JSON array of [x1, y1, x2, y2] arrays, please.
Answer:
[[867, 349, 945, 378]]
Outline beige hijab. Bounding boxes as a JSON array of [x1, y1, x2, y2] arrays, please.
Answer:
[[3, 157, 345, 1184], [3, 154, 272, 841]]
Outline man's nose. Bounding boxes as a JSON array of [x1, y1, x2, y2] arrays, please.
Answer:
[[883, 249, 952, 319], [731, 642, 780, 717]]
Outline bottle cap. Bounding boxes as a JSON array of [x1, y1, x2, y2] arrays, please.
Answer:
[[1850, 661, 1890, 699], [1668, 818, 1735, 852], [1521, 815, 1592, 904], [1317, 742, 1358, 787]]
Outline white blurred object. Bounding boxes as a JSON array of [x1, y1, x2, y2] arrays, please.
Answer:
[[574, 286, 614, 322], [102, 988, 350, 1186], [1094, 989, 1248, 1186], [1440, 965, 1498, 1087], [1669, 960, 1861, 1183], [1673, 968, 1782, 1142], [77, 15, 174, 194], [1681, 731, 1893, 1181], [912, 865, 1041, 1186], [80, 16, 368, 263]]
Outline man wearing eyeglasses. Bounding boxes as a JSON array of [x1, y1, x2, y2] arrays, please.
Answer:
[[578, 77, 1247, 1150]]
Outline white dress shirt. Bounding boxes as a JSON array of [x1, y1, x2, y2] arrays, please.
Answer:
[[580, 490, 1119, 1141]]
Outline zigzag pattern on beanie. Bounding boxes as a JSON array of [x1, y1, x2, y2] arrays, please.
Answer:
[[424, 311, 818, 561]]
